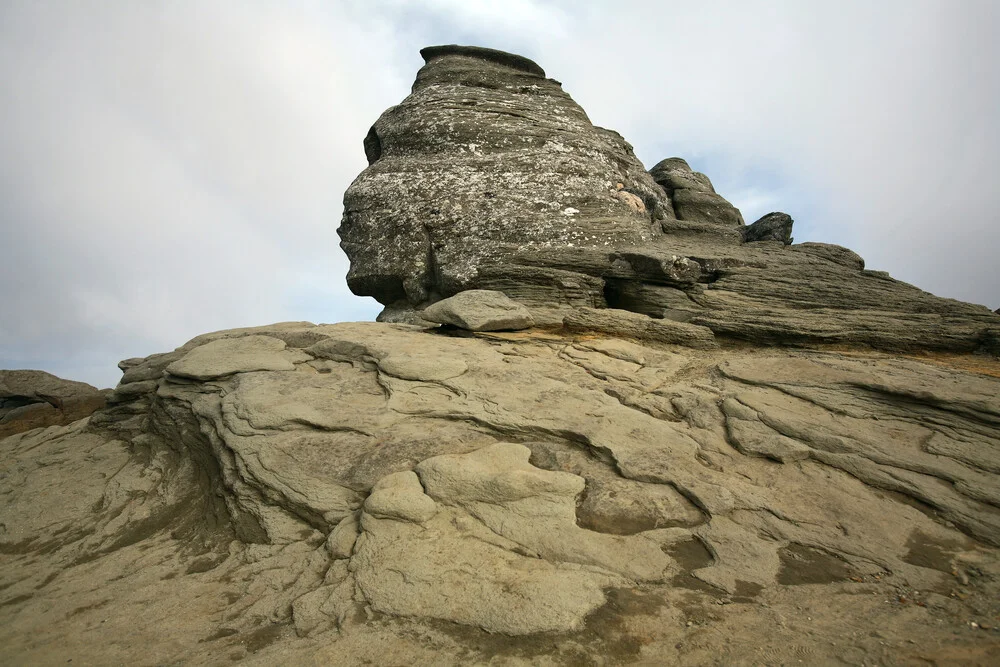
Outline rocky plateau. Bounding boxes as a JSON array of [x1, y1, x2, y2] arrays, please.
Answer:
[[2, 45, 1000, 666]]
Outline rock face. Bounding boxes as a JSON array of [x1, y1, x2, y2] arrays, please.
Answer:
[[339, 45, 1000, 353], [4, 45, 1000, 665], [2, 321, 999, 664], [0, 369, 106, 438]]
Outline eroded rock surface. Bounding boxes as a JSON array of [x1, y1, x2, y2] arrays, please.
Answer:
[[3, 320, 999, 664]]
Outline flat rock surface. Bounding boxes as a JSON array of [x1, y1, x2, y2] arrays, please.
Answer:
[[2, 320, 999, 665]]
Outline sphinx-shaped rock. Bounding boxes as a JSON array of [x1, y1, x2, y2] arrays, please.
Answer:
[[339, 45, 671, 311], [340, 45, 1000, 355]]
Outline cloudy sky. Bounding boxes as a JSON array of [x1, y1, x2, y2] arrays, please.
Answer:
[[2, 1, 998, 388]]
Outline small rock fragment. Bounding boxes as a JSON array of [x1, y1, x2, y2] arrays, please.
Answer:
[[422, 290, 534, 331]]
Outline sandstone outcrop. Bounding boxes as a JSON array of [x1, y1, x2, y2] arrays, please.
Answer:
[[2, 321, 999, 664], [0, 369, 106, 438], [3, 45, 1000, 665], [339, 45, 1000, 353]]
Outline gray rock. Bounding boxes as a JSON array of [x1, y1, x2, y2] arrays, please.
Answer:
[[421, 290, 535, 331], [338, 44, 670, 308], [672, 189, 746, 226], [338, 46, 1000, 355], [742, 211, 794, 244], [649, 157, 716, 193], [165, 335, 311, 380], [375, 302, 438, 327], [650, 157, 745, 226], [790, 242, 865, 269], [0, 369, 102, 406], [468, 265, 606, 308]]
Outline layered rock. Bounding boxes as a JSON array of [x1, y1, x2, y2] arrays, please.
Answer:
[[339, 45, 1000, 354], [3, 321, 999, 664], [339, 45, 670, 312], [0, 369, 106, 438], [649, 157, 744, 226]]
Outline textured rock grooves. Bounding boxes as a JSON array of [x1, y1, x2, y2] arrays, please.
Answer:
[[4, 321, 999, 664]]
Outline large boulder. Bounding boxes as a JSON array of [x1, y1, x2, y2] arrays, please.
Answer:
[[339, 44, 670, 312]]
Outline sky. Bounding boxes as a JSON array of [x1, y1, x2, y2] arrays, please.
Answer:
[[1, 1, 998, 389]]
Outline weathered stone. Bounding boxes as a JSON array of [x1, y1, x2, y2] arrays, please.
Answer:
[[671, 189, 746, 226], [0, 320, 1000, 663], [564, 307, 718, 348], [374, 303, 438, 327], [338, 45, 669, 308], [338, 45, 1000, 355], [165, 335, 311, 380], [603, 280, 705, 320], [363, 471, 438, 524], [649, 157, 716, 193], [0, 369, 106, 437], [790, 242, 865, 269], [742, 211, 794, 244], [4, 320, 1000, 664], [468, 265, 606, 308], [649, 157, 745, 226], [421, 290, 535, 331]]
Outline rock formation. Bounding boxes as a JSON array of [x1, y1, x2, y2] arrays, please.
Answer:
[[0, 369, 106, 438], [3, 46, 1000, 665], [340, 45, 1000, 354]]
